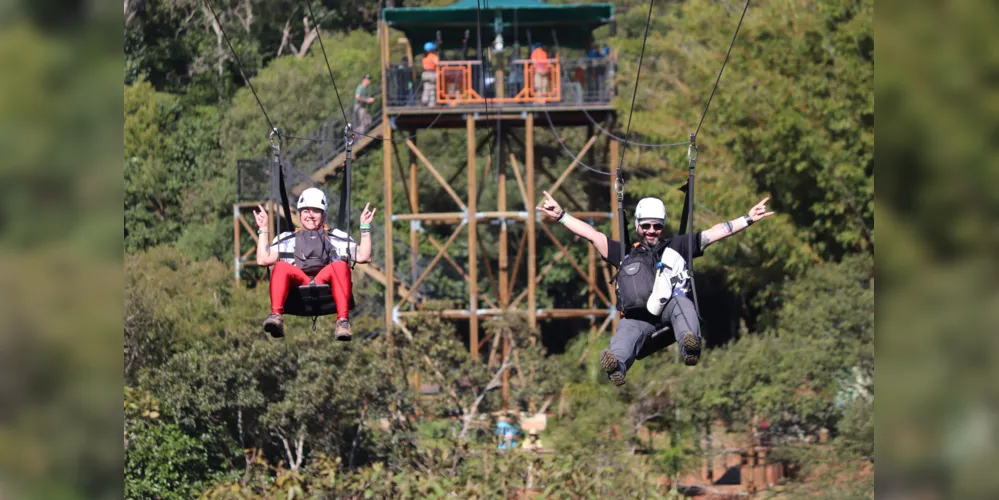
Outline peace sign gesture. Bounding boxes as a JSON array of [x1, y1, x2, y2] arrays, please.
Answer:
[[747, 197, 775, 222], [535, 191, 564, 221], [359, 202, 377, 225]]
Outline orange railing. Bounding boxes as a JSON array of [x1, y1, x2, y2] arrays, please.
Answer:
[[509, 58, 561, 104], [430, 57, 561, 106], [436, 60, 485, 105]]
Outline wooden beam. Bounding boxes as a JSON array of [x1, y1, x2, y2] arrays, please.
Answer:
[[393, 212, 466, 221], [382, 19, 395, 344], [238, 214, 258, 243], [406, 139, 468, 211], [478, 226, 499, 311], [537, 162, 585, 211], [507, 227, 527, 301], [408, 136, 419, 287], [526, 113, 537, 331], [426, 233, 499, 310], [541, 135, 598, 201], [539, 224, 611, 305], [398, 222, 466, 306], [233, 205, 240, 284], [467, 116, 479, 360], [395, 308, 611, 319], [509, 153, 529, 208], [510, 236, 570, 308], [588, 238, 596, 326], [609, 138, 620, 334], [498, 126, 509, 307]]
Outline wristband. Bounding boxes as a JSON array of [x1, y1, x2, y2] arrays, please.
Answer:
[[743, 215, 754, 226], [555, 210, 566, 222], [559, 213, 576, 226], [360, 223, 371, 229]]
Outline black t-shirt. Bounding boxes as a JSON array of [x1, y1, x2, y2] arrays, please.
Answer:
[[605, 232, 704, 292]]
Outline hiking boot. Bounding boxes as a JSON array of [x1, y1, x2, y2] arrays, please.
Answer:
[[600, 349, 626, 386], [263, 313, 285, 338], [680, 331, 701, 366], [334, 318, 352, 342]]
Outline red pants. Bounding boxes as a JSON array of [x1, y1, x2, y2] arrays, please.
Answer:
[[269, 261, 352, 319]]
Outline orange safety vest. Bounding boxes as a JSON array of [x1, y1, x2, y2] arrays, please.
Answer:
[[422, 53, 439, 71], [530, 48, 550, 73]]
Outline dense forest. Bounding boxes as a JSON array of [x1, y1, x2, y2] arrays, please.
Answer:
[[123, 0, 874, 497]]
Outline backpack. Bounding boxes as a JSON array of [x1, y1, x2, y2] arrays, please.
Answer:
[[294, 229, 334, 275], [614, 241, 665, 314]]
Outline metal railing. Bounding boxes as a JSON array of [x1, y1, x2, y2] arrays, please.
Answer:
[[384, 56, 616, 108], [237, 99, 384, 203]]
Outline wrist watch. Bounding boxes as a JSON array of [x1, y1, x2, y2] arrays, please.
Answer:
[[743, 215, 754, 226]]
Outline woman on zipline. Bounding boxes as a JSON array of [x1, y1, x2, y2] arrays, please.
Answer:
[[536, 191, 773, 386], [253, 187, 376, 340]]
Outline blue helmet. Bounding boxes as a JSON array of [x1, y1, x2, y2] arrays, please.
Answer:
[[533, 42, 543, 49], [424, 41, 436, 52]]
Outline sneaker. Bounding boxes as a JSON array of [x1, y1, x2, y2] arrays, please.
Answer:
[[679, 331, 701, 366], [599, 350, 626, 386], [263, 313, 284, 338], [334, 318, 352, 342]]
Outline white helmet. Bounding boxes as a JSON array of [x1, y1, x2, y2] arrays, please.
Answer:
[[297, 187, 328, 212], [634, 197, 666, 229]]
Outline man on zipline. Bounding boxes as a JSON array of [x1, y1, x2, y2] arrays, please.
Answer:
[[253, 188, 376, 340], [536, 191, 773, 386]]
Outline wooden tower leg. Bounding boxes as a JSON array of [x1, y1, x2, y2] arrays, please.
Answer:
[[609, 138, 620, 335], [526, 113, 537, 334], [467, 115, 479, 359], [381, 20, 394, 345]]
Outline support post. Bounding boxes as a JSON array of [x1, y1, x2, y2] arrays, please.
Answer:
[[409, 136, 419, 285], [498, 124, 509, 307], [526, 113, 537, 332], [381, 20, 394, 344], [497, 122, 511, 406], [233, 205, 240, 284], [467, 115, 479, 360], [609, 138, 620, 334]]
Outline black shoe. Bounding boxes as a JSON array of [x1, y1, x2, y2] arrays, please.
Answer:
[[600, 350, 626, 386], [680, 331, 701, 366], [263, 313, 285, 338], [335, 318, 352, 342]]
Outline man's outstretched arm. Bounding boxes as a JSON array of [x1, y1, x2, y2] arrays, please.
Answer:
[[536, 190, 610, 259], [699, 197, 775, 251]]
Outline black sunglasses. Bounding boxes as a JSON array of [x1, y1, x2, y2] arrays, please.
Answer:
[[640, 223, 664, 231]]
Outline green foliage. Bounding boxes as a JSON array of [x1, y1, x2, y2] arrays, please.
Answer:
[[125, 389, 227, 499]]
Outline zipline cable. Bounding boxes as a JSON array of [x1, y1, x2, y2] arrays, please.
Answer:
[[304, 0, 446, 143], [541, 109, 614, 176], [613, 0, 657, 261], [580, 109, 689, 148], [303, 0, 349, 125], [694, 0, 752, 138], [203, 0, 278, 134]]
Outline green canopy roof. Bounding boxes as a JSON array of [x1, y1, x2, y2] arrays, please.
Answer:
[[383, 0, 614, 50]]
